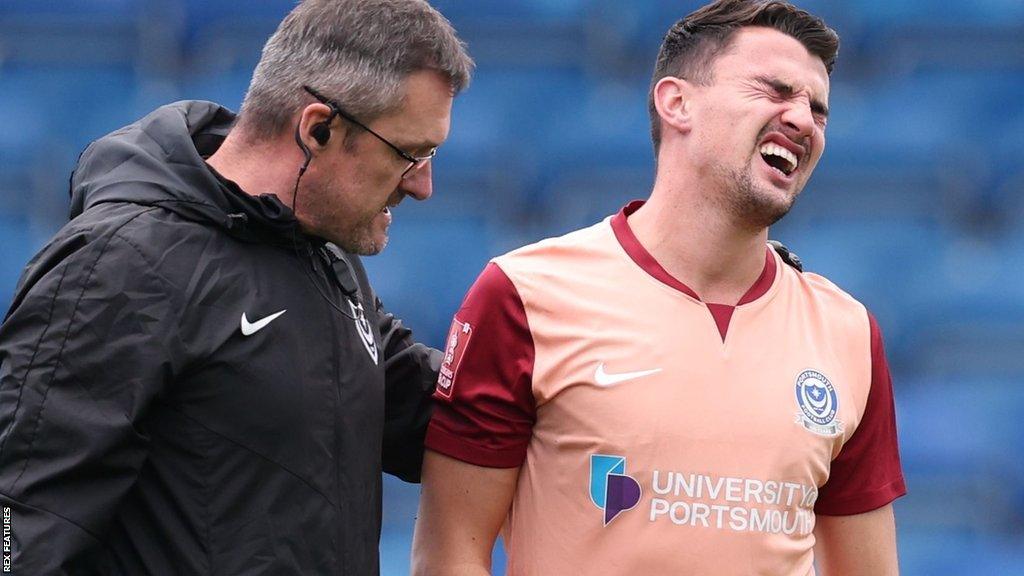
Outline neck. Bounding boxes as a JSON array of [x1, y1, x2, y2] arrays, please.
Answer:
[[628, 167, 769, 305], [206, 129, 296, 206]]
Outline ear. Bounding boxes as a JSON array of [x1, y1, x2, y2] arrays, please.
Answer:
[[297, 102, 338, 150], [653, 76, 696, 137]]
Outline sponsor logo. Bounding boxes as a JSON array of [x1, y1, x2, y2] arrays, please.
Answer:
[[593, 363, 662, 387], [240, 309, 286, 336], [794, 369, 843, 436], [649, 471, 816, 535], [586, 454, 819, 535], [348, 299, 379, 365], [437, 318, 472, 399], [589, 454, 642, 525]]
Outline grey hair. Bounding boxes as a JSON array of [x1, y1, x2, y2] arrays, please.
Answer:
[[237, 0, 473, 141]]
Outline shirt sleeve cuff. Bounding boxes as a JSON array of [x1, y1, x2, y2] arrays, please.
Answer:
[[425, 422, 527, 469], [814, 477, 907, 516]]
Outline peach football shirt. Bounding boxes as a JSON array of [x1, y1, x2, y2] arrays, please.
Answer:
[[428, 201, 906, 576]]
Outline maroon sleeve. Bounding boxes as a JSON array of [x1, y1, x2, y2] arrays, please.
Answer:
[[815, 312, 907, 515], [425, 262, 536, 468]]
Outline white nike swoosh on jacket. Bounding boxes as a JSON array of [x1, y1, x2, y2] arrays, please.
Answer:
[[240, 310, 287, 336]]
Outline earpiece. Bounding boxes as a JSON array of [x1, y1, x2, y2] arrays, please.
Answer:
[[293, 104, 338, 176], [294, 123, 313, 174], [311, 122, 331, 146]]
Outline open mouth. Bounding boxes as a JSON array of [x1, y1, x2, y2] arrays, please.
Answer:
[[381, 197, 402, 215], [759, 143, 798, 177]]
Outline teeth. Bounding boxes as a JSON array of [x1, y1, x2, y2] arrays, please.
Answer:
[[759, 143, 798, 174]]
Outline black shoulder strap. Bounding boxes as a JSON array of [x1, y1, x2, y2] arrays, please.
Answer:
[[768, 240, 803, 272]]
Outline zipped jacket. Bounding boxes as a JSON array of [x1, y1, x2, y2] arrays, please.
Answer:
[[0, 101, 439, 575]]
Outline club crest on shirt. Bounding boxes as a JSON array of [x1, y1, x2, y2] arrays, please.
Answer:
[[793, 369, 843, 437], [437, 318, 472, 399], [349, 299, 379, 365]]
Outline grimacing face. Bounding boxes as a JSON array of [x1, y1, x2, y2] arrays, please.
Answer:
[[688, 27, 830, 229], [299, 70, 454, 254]]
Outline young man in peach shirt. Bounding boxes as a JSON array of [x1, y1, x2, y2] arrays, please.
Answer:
[[414, 1, 904, 574]]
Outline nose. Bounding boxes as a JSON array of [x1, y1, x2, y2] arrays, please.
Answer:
[[779, 100, 815, 141], [398, 161, 433, 201]]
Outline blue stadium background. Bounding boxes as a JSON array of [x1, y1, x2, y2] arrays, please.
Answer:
[[1, 0, 1022, 574]]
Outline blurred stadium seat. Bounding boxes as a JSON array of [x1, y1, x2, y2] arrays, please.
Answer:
[[363, 211, 494, 349]]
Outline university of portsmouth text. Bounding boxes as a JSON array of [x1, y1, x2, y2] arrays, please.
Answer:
[[647, 471, 817, 535]]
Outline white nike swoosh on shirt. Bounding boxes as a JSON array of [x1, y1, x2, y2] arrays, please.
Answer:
[[240, 310, 287, 336], [594, 363, 663, 387]]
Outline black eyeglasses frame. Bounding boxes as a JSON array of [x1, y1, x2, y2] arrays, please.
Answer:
[[303, 85, 436, 178]]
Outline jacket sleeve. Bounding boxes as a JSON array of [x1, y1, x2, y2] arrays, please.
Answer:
[[376, 297, 441, 483], [0, 227, 183, 574]]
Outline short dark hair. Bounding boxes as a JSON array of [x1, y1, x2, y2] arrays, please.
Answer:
[[648, 0, 839, 153]]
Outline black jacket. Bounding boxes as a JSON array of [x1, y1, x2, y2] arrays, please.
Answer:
[[0, 101, 440, 575]]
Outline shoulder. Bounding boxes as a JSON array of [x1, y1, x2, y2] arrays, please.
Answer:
[[63, 201, 220, 256], [109, 203, 221, 253], [492, 219, 615, 288], [6, 205, 199, 351], [784, 264, 868, 322], [28, 202, 226, 301], [772, 263, 876, 363], [451, 221, 619, 356], [22, 203, 169, 288]]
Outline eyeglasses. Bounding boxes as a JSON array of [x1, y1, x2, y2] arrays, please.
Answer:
[[303, 85, 436, 179]]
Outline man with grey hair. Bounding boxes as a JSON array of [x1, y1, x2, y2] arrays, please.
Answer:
[[0, 1, 472, 574]]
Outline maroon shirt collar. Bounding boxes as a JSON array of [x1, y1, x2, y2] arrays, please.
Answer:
[[610, 200, 776, 306]]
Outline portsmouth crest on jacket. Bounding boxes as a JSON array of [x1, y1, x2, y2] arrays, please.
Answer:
[[349, 299, 379, 365]]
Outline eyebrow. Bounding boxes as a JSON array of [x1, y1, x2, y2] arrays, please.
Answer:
[[754, 75, 830, 118]]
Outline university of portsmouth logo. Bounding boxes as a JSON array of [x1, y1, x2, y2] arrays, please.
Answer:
[[589, 454, 642, 526], [436, 318, 472, 399], [794, 369, 843, 436]]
